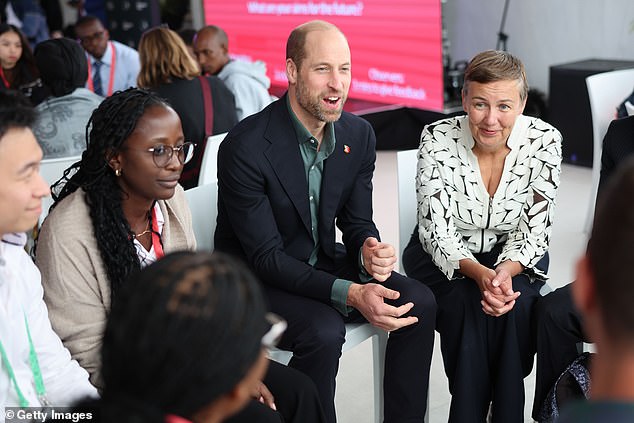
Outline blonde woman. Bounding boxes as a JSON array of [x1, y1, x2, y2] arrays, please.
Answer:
[[137, 26, 238, 189]]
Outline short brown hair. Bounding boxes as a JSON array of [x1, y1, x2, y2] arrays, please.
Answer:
[[463, 50, 529, 101], [137, 26, 200, 89], [286, 20, 342, 70]]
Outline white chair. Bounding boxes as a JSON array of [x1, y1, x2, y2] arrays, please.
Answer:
[[39, 155, 81, 223], [584, 69, 634, 232], [184, 182, 217, 251], [198, 132, 228, 186], [396, 149, 419, 267], [268, 323, 387, 423]]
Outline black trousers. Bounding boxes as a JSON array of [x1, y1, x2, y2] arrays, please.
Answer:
[[225, 360, 326, 423], [532, 283, 586, 421], [402, 234, 544, 423], [264, 264, 437, 423]]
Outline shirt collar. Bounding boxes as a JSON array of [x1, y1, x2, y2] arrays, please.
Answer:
[[91, 41, 112, 66], [286, 95, 336, 153]]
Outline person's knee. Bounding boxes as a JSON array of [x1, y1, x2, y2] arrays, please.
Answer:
[[294, 312, 346, 355], [535, 288, 571, 330], [393, 274, 437, 320]]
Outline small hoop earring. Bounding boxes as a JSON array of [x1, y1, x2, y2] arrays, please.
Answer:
[[115, 169, 121, 177]]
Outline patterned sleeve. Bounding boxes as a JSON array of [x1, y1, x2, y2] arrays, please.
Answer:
[[416, 122, 477, 279], [496, 120, 562, 273]]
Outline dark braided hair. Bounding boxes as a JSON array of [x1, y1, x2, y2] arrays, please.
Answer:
[[51, 88, 171, 298], [99, 251, 269, 421]]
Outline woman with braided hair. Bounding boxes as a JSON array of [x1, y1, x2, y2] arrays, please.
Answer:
[[36, 87, 197, 385], [36, 88, 326, 423]]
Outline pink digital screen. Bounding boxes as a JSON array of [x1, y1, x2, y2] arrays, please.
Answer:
[[203, 1, 444, 111]]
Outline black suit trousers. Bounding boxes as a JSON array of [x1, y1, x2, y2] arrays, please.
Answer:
[[403, 235, 544, 423], [531, 283, 586, 420], [263, 262, 436, 423]]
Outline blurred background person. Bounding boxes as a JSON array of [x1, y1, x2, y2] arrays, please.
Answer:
[[0, 23, 48, 104], [195, 25, 273, 121], [74, 15, 139, 97], [137, 26, 237, 189], [33, 37, 102, 158]]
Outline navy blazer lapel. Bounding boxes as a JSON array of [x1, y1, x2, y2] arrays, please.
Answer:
[[320, 125, 349, 235], [263, 99, 312, 234]]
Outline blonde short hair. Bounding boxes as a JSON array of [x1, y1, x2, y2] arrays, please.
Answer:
[[463, 50, 529, 101]]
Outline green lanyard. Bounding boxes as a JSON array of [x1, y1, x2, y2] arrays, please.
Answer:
[[0, 313, 48, 406]]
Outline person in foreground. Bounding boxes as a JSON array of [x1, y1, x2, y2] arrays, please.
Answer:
[[556, 159, 634, 422], [214, 20, 436, 423], [402, 50, 562, 422], [0, 91, 96, 414], [531, 114, 634, 420], [51, 251, 279, 423]]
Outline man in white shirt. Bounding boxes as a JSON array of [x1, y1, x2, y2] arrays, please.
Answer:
[[0, 91, 97, 418], [74, 15, 140, 97]]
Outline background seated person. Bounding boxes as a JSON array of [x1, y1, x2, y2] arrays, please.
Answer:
[[33, 37, 102, 159], [402, 50, 562, 422], [136, 26, 238, 189], [74, 15, 140, 97], [194, 25, 273, 121]]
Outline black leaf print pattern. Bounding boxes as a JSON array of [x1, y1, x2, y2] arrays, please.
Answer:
[[416, 115, 563, 280]]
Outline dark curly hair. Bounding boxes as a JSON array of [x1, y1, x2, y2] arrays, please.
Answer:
[[51, 88, 171, 298]]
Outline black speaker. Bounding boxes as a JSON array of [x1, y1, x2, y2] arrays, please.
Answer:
[[548, 59, 634, 167]]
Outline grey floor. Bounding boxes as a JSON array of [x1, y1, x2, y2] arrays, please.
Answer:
[[333, 162, 592, 422]]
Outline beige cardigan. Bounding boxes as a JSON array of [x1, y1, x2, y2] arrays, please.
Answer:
[[36, 186, 196, 388]]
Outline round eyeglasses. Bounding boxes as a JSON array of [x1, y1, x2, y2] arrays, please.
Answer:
[[145, 142, 196, 168]]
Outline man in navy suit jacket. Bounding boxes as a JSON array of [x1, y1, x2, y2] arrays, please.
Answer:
[[215, 20, 436, 423]]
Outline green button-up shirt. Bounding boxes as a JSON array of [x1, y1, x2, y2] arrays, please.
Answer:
[[286, 98, 354, 315]]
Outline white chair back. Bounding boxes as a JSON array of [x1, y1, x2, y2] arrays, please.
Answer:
[[584, 69, 634, 231], [184, 182, 218, 251], [39, 155, 81, 223], [198, 132, 228, 186], [396, 149, 419, 269]]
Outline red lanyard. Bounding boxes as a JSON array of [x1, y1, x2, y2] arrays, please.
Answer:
[[86, 41, 116, 96], [0, 67, 10, 88], [151, 206, 164, 260]]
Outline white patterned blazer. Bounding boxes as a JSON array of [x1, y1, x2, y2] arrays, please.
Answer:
[[416, 115, 562, 280]]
